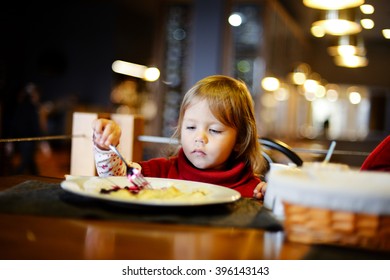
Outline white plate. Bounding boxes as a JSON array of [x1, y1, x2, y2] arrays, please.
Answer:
[[60, 176, 241, 207]]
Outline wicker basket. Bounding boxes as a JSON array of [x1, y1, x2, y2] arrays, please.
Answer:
[[283, 201, 390, 251]]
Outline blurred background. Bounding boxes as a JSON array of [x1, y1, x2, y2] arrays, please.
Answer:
[[1, 0, 389, 177]]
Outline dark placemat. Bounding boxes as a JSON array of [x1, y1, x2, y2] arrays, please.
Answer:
[[0, 180, 283, 231]]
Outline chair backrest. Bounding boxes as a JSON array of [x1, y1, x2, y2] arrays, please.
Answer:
[[259, 137, 303, 167]]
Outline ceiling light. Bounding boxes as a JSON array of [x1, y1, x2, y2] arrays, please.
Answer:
[[327, 35, 366, 56], [315, 84, 326, 98], [303, 73, 321, 93], [273, 86, 290, 101], [325, 84, 340, 102], [112, 60, 146, 78], [360, 4, 374, 14], [334, 55, 368, 68], [144, 67, 160, 82], [291, 72, 306, 85], [311, 25, 326, 37], [112, 60, 160, 81], [228, 13, 243, 27], [326, 89, 339, 102], [303, 0, 364, 10], [360, 18, 374, 29], [290, 63, 311, 85], [382, 29, 390, 39], [304, 91, 316, 101], [349, 91, 362, 104], [261, 76, 280, 91], [304, 79, 319, 92], [312, 8, 362, 36]]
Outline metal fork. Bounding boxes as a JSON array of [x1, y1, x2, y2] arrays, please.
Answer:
[[109, 145, 152, 189]]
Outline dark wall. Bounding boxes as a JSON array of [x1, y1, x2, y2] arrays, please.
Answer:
[[0, 1, 156, 137], [0, 2, 116, 105]]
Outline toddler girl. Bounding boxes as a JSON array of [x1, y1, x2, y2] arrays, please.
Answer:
[[92, 75, 267, 198]]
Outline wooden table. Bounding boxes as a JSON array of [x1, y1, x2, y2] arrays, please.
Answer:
[[0, 175, 388, 260]]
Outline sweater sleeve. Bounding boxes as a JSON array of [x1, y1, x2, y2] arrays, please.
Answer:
[[93, 145, 141, 177], [361, 135, 390, 172], [139, 157, 177, 178]]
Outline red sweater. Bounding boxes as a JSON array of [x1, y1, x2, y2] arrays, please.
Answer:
[[361, 135, 390, 172], [139, 149, 261, 198]]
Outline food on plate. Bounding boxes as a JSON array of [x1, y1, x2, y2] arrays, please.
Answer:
[[99, 184, 210, 202], [61, 176, 242, 207]]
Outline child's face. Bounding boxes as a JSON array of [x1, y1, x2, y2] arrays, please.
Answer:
[[181, 99, 237, 170]]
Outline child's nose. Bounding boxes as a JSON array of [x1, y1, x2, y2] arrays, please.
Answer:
[[195, 132, 207, 144]]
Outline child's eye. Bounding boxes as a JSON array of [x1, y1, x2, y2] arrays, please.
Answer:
[[186, 126, 195, 130], [209, 129, 222, 134]]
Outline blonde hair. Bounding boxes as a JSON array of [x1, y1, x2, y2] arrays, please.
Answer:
[[173, 75, 266, 176]]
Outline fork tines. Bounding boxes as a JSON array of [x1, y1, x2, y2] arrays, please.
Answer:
[[127, 168, 152, 189]]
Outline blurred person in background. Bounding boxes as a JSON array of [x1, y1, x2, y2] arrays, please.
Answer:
[[9, 83, 43, 175]]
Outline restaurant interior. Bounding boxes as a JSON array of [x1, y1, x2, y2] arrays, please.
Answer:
[[1, 0, 389, 176], [1, 0, 390, 261]]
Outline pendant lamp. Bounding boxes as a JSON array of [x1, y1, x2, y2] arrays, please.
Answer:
[[312, 8, 362, 35], [327, 34, 366, 56], [334, 55, 368, 68], [303, 0, 364, 10]]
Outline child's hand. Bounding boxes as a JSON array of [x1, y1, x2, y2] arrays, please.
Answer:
[[92, 119, 122, 150], [253, 181, 267, 200]]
